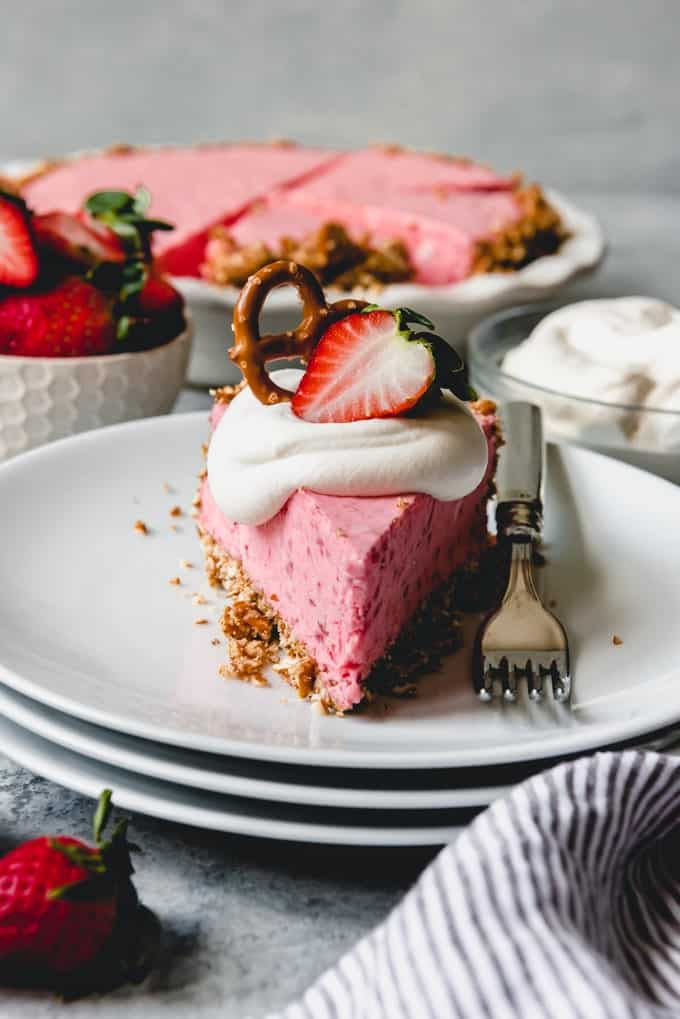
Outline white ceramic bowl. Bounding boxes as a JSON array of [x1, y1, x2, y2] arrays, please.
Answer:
[[175, 189, 605, 387], [0, 320, 193, 461]]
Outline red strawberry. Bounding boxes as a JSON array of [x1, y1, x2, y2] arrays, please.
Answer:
[[33, 211, 125, 267], [136, 273, 183, 318], [118, 273, 185, 349], [0, 194, 38, 289], [0, 790, 142, 983], [0, 276, 116, 357], [292, 306, 470, 423], [0, 835, 117, 974]]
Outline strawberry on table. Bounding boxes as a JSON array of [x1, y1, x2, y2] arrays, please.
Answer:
[[0, 275, 116, 357], [292, 306, 470, 423], [0, 790, 159, 992], [0, 192, 38, 289]]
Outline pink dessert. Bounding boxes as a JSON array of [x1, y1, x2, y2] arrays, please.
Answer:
[[283, 146, 515, 203], [20, 144, 563, 287], [22, 144, 340, 274], [199, 403, 498, 711], [198, 260, 501, 712]]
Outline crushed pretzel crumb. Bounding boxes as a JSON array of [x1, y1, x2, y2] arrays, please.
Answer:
[[200, 221, 413, 291], [612, 635, 624, 646], [170, 505, 183, 518], [192, 593, 207, 605], [180, 559, 194, 569], [211, 637, 221, 646], [168, 577, 181, 586], [194, 618, 210, 626], [134, 520, 148, 535], [470, 398, 497, 417]]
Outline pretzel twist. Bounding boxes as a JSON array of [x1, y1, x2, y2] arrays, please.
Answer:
[[230, 260, 369, 405]]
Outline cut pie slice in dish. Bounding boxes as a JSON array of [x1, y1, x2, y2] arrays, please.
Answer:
[[197, 391, 500, 712]]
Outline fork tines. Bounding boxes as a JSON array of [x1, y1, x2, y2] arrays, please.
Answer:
[[477, 651, 571, 703]]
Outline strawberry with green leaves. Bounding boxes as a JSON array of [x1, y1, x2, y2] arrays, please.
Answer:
[[292, 306, 472, 423], [0, 186, 185, 356], [0, 790, 159, 992]]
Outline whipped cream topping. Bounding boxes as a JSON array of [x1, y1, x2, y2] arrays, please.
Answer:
[[207, 369, 489, 525], [502, 297, 680, 452]]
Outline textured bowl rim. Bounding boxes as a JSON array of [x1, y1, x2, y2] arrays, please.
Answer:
[[469, 300, 680, 418], [0, 314, 193, 368]]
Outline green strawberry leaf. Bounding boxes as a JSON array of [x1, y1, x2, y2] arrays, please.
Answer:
[[132, 186, 151, 216], [85, 191, 135, 216], [398, 307, 435, 330]]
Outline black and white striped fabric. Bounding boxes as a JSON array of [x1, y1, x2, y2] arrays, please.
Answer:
[[271, 751, 680, 1019]]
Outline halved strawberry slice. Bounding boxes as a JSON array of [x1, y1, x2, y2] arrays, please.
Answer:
[[33, 211, 125, 267], [292, 307, 468, 423], [0, 193, 38, 288], [292, 309, 435, 423]]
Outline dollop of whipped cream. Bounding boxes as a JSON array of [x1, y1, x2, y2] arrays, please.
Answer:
[[502, 297, 680, 451], [207, 369, 489, 525]]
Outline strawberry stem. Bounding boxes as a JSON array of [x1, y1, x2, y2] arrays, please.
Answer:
[[93, 788, 114, 844]]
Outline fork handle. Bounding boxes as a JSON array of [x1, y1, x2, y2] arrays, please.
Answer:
[[496, 402, 543, 541]]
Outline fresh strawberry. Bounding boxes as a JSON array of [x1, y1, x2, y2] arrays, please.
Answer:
[[0, 193, 38, 288], [0, 275, 116, 357], [135, 273, 183, 318], [292, 306, 468, 423], [117, 272, 186, 349], [33, 211, 125, 267], [0, 790, 146, 985]]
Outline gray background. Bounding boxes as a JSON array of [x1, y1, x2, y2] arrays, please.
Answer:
[[2, 0, 678, 194]]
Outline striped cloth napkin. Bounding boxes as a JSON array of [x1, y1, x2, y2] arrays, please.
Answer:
[[271, 751, 680, 1019]]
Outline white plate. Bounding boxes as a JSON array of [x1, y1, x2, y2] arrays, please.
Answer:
[[0, 683, 510, 809], [1, 413, 680, 769], [0, 714, 465, 847]]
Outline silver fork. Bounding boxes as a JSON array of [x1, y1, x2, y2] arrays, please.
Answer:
[[475, 402, 571, 703]]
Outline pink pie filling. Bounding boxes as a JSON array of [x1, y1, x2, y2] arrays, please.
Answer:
[[282, 191, 522, 285], [200, 406, 498, 711], [286, 147, 515, 203], [23, 144, 340, 271], [22, 145, 521, 285]]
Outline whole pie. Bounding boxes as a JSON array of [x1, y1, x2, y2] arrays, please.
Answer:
[[20, 142, 565, 290]]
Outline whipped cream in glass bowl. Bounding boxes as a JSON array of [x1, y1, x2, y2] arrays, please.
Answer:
[[469, 298, 680, 484]]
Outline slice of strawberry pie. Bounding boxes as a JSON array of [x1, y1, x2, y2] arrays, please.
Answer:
[[198, 261, 500, 711]]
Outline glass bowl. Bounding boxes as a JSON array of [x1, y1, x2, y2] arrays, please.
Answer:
[[469, 302, 680, 485]]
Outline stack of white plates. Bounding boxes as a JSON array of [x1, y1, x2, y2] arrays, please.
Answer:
[[1, 414, 679, 846]]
